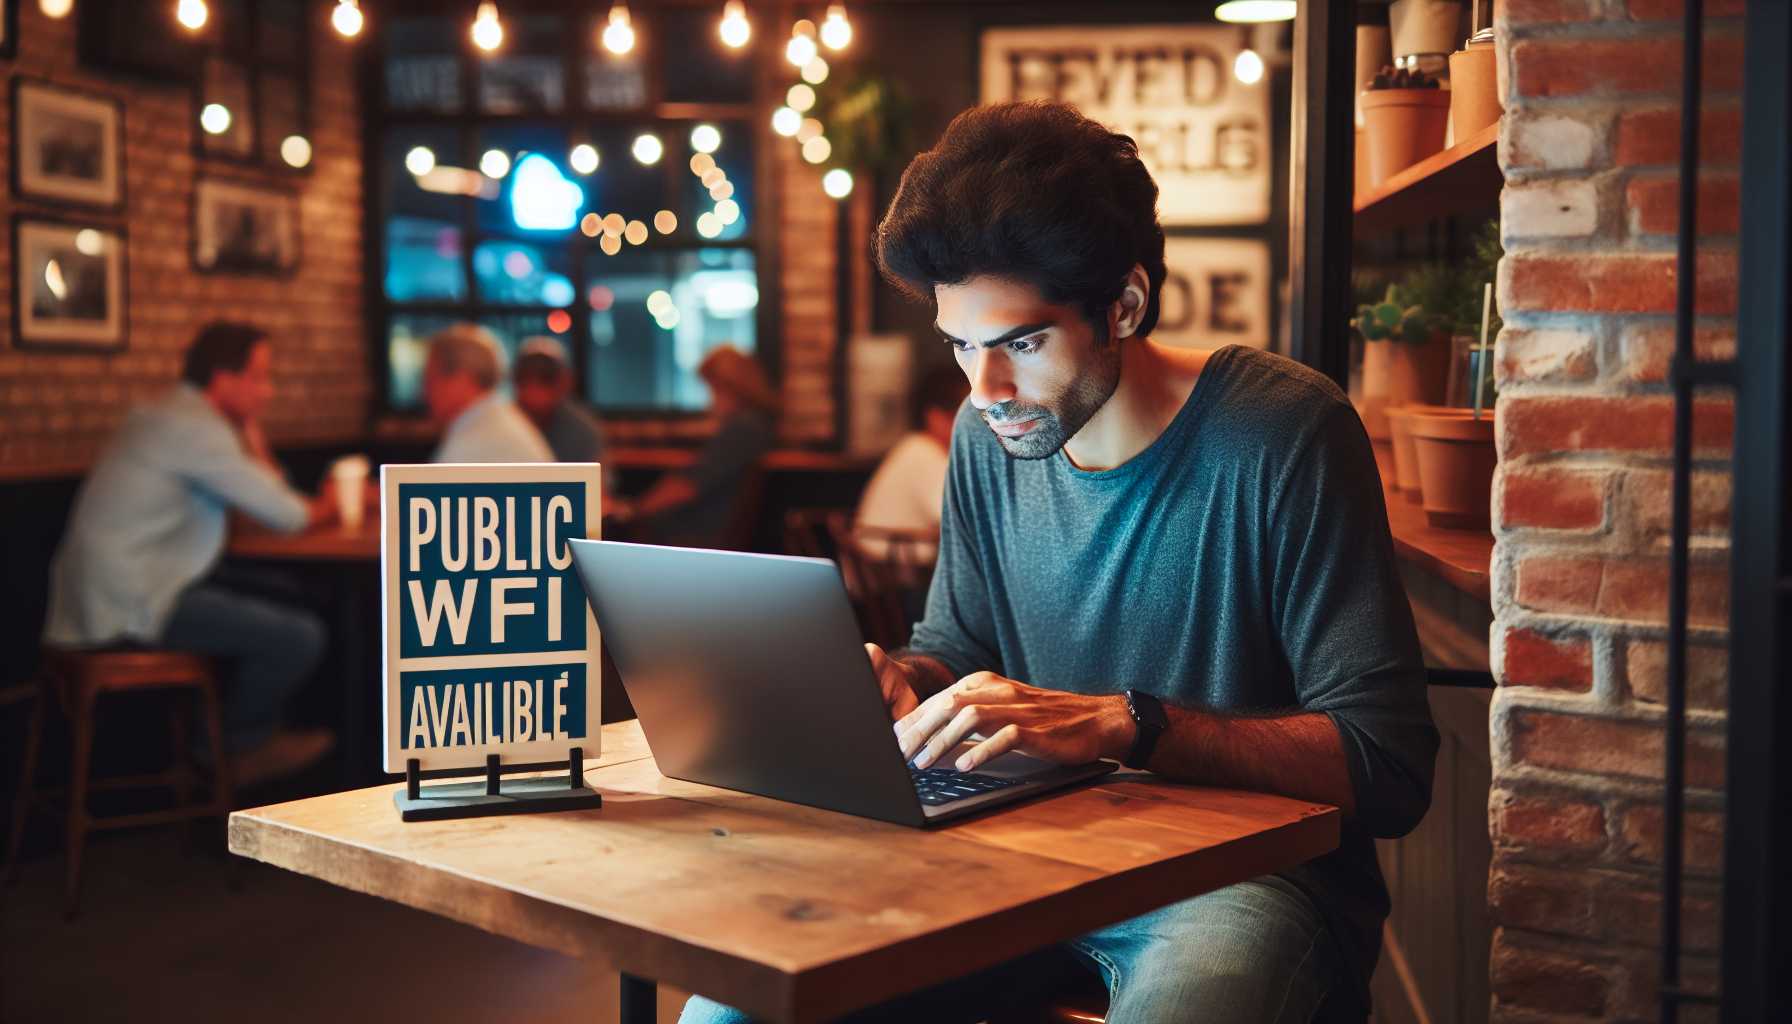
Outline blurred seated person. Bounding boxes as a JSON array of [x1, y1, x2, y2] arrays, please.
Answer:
[[853, 365, 970, 566], [425, 323, 554, 464], [611, 346, 777, 548], [513, 337, 607, 464], [43, 323, 338, 786]]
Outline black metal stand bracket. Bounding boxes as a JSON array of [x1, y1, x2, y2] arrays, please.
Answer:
[[394, 747, 601, 822]]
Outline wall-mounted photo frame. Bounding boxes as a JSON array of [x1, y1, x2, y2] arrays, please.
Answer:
[[13, 217, 129, 351], [193, 178, 300, 275], [11, 79, 126, 209]]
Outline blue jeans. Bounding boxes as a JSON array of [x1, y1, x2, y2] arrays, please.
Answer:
[[161, 577, 326, 753], [678, 875, 1342, 1024]]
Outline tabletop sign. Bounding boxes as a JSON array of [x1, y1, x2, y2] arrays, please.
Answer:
[[380, 463, 602, 774]]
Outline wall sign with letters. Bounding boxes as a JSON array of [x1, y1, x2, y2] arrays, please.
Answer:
[[381, 463, 602, 773], [1153, 237, 1272, 351]]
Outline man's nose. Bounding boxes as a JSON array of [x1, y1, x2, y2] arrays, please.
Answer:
[[966, 349, 1015, 410]]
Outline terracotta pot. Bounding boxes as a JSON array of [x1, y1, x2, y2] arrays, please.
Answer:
[[1409, 410, 1496, 529], [1448, 38, 1501, 140], [1360, 337, 1452, 441], [1389, 0, 1463, 62], [1361, 87, 1452, 187], [1387, 404, 1469, 496]]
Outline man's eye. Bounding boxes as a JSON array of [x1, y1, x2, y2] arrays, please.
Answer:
[[1008, 338, 1040, 354]]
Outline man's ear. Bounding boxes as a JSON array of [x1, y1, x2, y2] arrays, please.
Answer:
[[1112, 263, 1150, 339]]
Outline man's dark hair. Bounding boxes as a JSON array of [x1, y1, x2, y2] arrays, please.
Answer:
[[182, 322, 268, 387], [913, 364, 969, 428], [875, 101, 1166, 340]]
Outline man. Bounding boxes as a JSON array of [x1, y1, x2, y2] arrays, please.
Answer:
[[512, 336, 607, 465], [45, 323, 339, 786], [424, 323, 553, 464], [852, 364, 969, 564], [682, 103, 1437, 1023]]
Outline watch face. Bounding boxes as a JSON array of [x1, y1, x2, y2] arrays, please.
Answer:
[[1129, 690, 1169, 729]]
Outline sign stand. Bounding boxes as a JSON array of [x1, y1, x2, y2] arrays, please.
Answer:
[[394, 747, 603, 822]]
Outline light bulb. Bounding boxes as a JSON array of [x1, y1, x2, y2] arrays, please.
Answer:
[[624, 220, 648, 245], [801, 57, 829, 84], [599, 234, 622, 255], [654, 210, 678, 234], [280, 135, 312, 168], [718, 0, 751, 48], [199, 103, 231, 134], [690, 152, 717, 176], [603, 212, 626, 236], [632, 133, 663, 164], [176, 0, 207, 32], [480, 149, 511, 178], [1233, 49, 1265, 86], [696, 212, 722, 238], [331, 0, 363, 38], [1214, 1, 1296, 23], [39, 0, 74, 18], [785, 31, 817, 68], [581, 213, 602, 237], [715, 199, 740, 226], [822, 168, 853, 199], [405, 146, 436, 176], [602, 5, 635, 55], [820, 5, 851, 50], [570, 144, 600, 174], [771, 106, 801, 137], [708, 180, 734, 201], [801, 136, 831, 164], [786, 83, 816, 112], [690, 124, 722, 154], [471, 2, 503, 51], [796, 117, 823, 143]]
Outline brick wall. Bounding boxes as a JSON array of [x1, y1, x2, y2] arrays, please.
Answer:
[[0, 4, 366, 476], [775, 147, 839, 445], [1490, 1, 1739, 1019]]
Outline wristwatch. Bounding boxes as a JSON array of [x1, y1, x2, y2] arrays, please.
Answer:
[[1123, 689, 1169, 769]]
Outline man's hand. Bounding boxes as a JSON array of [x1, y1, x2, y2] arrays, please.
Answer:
[[865, 643, 920, 720], [894, 671, 1134, 772]]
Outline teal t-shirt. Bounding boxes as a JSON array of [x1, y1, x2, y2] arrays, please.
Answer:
[[910, 345, 1438, 1009]]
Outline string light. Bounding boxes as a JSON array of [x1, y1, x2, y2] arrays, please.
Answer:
[[581, 213, 602, 237], [714, 199, 740, 226], [176, 0, 208, 32], [654, 210, 678, 234], [796, 118, 823, 143], [1233, 49, 1265, 85], [801, 57, 829, 84], [603, 213, 626, 236], [696, 212, 722, 238], [690, 153, 717, 176], [786, 83, 816, 112], [820, 4, 852, 51], [280, 135, 312, 168], [39, 0, 74, 18], [624, 220, 649, 245], [599, 234, 622, 255], [602, 4, 635, 56], [709, 180, 734, 201], [480, 149, 511, 178], [690, 124, 722, 154], [801, 136, 831, 164], [570, 143, 600, 174], [718, 0, 751, 49], [632, 132, 663, 164], [785, 20, 818, 67], [405, 146, 437, 176], [331, 0, 363, 38], [471, 2, 503, 52], [822, 168, 853, 199], [199, 103, 231, 134], [771, 106, 801, 137], [1214, 1, 1296, 23]]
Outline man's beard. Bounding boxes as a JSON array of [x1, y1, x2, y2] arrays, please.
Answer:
[[982, 344, 1122, 460]]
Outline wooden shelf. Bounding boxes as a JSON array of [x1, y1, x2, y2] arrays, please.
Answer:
[[1384, 481, 1493, 604], [1354, 120, 1502, 235]]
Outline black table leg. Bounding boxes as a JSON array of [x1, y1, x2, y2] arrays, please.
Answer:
[[621, 972, 657, 1024]]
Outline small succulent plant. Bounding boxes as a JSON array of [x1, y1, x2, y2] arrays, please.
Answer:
[[1367, 65, 1441, 90], [1353, 285, 1435, 344]]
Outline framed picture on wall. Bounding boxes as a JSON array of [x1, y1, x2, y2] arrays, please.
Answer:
[[11, 79, 125, 209], [193, 178, 299, 275], [12, 218, 128, 351]]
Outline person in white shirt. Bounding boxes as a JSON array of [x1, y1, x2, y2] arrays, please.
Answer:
[[424, 323, 554, 464], [853, 365, 969, 563]]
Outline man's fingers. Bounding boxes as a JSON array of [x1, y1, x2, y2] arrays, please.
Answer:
[[956, 724, 1024, 772], [896, 689, 960, 760], [911, 703, 999, 770]]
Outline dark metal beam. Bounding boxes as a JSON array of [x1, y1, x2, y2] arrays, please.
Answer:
[[1286, 0, 1354, 387]]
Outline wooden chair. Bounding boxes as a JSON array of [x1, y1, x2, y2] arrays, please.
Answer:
[[4, 647, 233, 917], [828, 521, 936, 652]]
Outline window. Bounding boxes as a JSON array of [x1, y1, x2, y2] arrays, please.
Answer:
[[374, 10, 767, 416]]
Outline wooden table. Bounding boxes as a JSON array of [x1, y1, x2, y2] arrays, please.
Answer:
[[226, 519, 380, 561], [230, 721, 1340, 1023]]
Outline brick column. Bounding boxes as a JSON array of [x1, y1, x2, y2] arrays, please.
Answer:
[[1489, 1, 1740, 1018]]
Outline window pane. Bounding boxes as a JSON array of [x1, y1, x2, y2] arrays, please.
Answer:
[[386, 17, 461, 113], [201, 57, 254, 158], [387, 313, 459, 410], [658, 8, 754, 103], [478, 15, 565, 114], [586, 248, 758, 411], [476, 123, 589, 239], [582, 13, 648, 110], [258, 72, 305, 160], [383, 125, 465, 302], [480, 312, 574, 370], [680, 120, 753, 240], [474, 238, 577, 306], [256, 0, 306, 65], [581, 122, 670, 222]]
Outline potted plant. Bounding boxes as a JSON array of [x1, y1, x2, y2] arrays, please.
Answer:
[[1353, 283, 1451, 441], [1360, 65, 1451, 188], [1408, 411, 1495, 528]]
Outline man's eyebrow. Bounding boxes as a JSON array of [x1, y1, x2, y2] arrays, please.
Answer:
[[934, 321, 1054, 349]]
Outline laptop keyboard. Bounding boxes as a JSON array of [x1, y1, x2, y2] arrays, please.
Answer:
[[910, 766, 1025, 806]]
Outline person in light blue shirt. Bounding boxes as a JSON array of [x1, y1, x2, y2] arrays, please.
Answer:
[[45, 323, 339, 786], [424, 323, 554, 464]]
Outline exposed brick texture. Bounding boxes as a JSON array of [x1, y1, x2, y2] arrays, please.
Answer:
[[1498, 626, 1595, 691], [0, 5, 366, 473], [1506, 709, 1725, 789], [1614, 105, 1744, 167], [1498, 466, 1609, 532], [1501, 250, 1737, 315], [1490, 790, 1607, 853], [1625, 175, 1741, 236], [1498, 395, 1733, 458], [1508, 34, 1743, 99]]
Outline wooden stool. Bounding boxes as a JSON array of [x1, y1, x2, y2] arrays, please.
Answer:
[[3, 648, 234, 917]]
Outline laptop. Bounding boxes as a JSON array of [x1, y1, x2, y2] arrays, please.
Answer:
[[568, 539, 1116, 827]]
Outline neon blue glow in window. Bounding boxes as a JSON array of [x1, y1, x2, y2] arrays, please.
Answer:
[[509, 154, 584, 232]]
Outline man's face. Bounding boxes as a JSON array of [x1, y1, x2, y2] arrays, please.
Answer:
[[514, 372, 567, 422], [424, 355, 481, 427], [210, 341, 275, 425], [935, 275, 1120, 460]]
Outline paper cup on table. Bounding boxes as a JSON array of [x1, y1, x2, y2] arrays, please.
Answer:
[[330, 455, 371, 531]]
